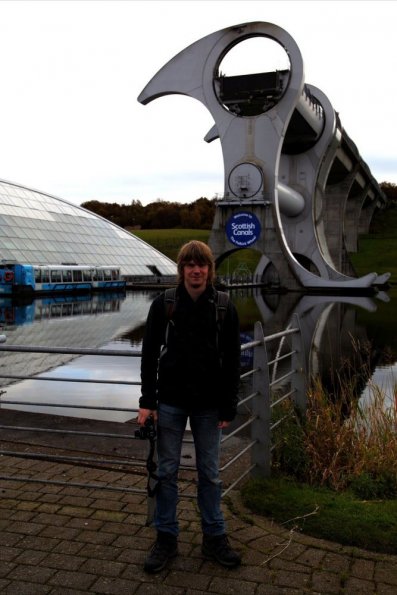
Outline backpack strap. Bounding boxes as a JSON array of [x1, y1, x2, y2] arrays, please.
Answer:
[[162, 287, 178, 356], [162, 287, 229, 363], [215, 290, 229, 328], [214, 290, 229, 363], [164, 287, 228, 322], [164, 286, 177, 321]]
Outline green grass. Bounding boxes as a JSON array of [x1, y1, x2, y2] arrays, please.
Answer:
[[242, 476, 397, 554], [131, 228, 261, 274], [242, 380, 397, 554], [132, 217, 397, 283], [349, 206, 397, 284], [131, 229, 209, 262], [350, 237, 397, 283]]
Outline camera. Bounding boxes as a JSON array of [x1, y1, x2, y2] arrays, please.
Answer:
[[135, 416, 157, 440]]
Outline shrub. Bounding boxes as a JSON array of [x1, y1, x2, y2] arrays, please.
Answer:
[[272, 377, 397, 499], [349, 471, 397, 500]]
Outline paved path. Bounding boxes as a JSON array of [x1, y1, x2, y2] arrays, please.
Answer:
[[1, 452, 397, 595]]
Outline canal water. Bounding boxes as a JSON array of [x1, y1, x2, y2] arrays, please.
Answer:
[[0, 287, 396, 422]]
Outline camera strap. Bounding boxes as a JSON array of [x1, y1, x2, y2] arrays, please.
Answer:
[[146, 431, 159, 498]]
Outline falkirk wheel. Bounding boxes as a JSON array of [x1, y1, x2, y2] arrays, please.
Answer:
[[138, 21, 390, 291]]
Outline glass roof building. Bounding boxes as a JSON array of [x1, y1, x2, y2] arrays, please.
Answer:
[[0, 179, 177, 279]]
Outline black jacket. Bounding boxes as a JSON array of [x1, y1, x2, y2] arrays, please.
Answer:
[[140, 284, 240, 421]]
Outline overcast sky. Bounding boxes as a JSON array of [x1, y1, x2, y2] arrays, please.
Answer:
[[0, 0, 396, 207]]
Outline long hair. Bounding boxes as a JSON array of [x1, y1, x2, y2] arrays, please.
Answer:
[[177, 240, 215, 285]]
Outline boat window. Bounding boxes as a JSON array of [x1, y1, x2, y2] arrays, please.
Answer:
[[83, 269, 92, 281], [73, 269, 83, 282], [73, 303, 83, 315], [50, 304, 62, 317], [41, 269, 50, 283], [34, 268, 41, 283], [62, 304, 73, 316], [51, 269, 62, 282], [103, 269, 112, 281], [62, 269, 73, 282]]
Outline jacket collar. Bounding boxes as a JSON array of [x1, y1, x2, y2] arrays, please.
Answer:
[[178, 282, 215, 303]]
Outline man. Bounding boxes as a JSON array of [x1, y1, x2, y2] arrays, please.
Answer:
[[138, 240, 241, 573]]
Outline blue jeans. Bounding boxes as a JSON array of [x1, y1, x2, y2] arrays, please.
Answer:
[[155, 403, 225, 537]]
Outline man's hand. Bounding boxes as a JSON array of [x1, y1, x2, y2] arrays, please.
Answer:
[[218, 421, 230, 429], [138, 408, 157, 426]]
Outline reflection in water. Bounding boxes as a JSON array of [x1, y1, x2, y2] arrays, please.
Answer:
[[0, 292, 127, 326], [231, 287, 396, 414], [360, 366, 397, 413], [249, 288, 396, 411], [0, 288, 396, 422], [0, 291, 160, 421], [3, 340, 143, 423]]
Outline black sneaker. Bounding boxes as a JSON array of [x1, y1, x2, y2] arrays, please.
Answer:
[[202, 534, 241, 568], [144, 531, 178, 573]]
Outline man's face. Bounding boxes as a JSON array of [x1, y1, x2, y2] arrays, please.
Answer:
[[183, 260, 209, 293]]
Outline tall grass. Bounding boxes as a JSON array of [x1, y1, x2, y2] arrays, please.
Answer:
[[304, 380, 397, 492], [273, 374, 397, 498], [243, 374, 397, 552]]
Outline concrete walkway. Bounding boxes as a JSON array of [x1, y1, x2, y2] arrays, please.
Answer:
[[1, 451, 397, 595]]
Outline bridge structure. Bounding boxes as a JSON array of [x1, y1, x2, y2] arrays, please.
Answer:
[[138, 21, 389, 291]]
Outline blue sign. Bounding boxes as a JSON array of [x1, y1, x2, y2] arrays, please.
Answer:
[[240, 332, 253, 367], [226, 212, 261, 248]]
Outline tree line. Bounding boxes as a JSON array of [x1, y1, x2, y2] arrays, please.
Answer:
[[381, 182, 397, 204], [81, 183, 397, 230], [80, 197, 216, 230]]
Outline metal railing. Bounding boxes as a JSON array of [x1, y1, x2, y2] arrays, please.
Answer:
[[0, 316, 305, 511], [123, 274, 177, 287]]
